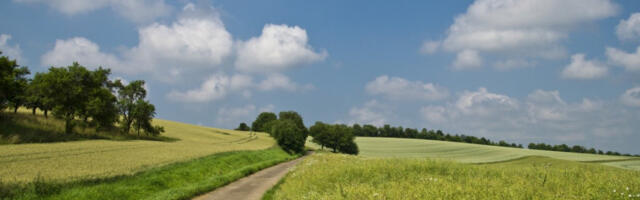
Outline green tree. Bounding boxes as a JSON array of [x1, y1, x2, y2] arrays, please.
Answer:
[[235, 122, 250, 131], [0, 51, 30, 114], [25, 73, 53, 117], [251, 112, 277, 132], [309, 121, 329, 149], [278, 111, 308, 137], [270, 120, 307, 154], [115, 80, 147, 134], [131, 99, 163, 136]]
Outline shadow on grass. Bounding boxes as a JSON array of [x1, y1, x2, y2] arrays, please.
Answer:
[[0, 111, 179, 144]]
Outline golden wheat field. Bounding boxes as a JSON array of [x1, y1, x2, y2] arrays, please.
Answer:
[[0, 118, 275, 184]]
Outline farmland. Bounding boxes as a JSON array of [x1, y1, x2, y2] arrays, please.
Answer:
[[0, 116, 276, 184], [355, 137, 636, 168], [267, 153, 640, 199]]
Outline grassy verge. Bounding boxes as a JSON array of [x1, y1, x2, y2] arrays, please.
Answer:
[[2, 147, 297, 200], [269, 152, 640, 199], [0, 110, 176, 144]]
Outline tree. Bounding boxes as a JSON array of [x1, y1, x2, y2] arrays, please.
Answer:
[[270, 120, 307, 154], [85, 87, 119, 130], [278, 111, 308, 137], [251, 112, 277, 132], [131, 99, 163, 136], [0, 51, 30, 114], [115, 80, 147, 134], [309, 121, 329, 149], [235, 122, 250, 131]]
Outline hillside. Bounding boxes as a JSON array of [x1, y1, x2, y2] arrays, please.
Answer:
[[354, 137, 639, 170], [0, 115, 275, 184]]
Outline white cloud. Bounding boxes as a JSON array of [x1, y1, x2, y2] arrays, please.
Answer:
[[167, 74, 231, 103], [606, 47, 640, 71], [430, 0, 618, 69], [616, 13, 640, 41], [14, 0, 171, 23], [41, 5, 233, 75], [455, 87, 518, 116], [365, 75, 449, 101], [561, 54, 608, 79], [493, 59, 535, 70], [420, 106, 449, 123], [621, 87, 640, 107], [41, 37, 120, 69], [235, 24, 327, 73], [420, 40, 440, 54], [348, 100, 388, 127], [0, 34, 23, 62], [453, 49, 483, 70]]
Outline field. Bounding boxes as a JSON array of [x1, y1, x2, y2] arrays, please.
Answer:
[[0, 113, 276, 184], [267, 153, 640, 199], [355, 137, 639, 169]]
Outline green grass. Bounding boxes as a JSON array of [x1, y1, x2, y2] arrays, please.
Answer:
[[269, 152, 640, 199], [355, 137, 638, 169], [2, 147, 297, 200], [0, 110, 276, 184], [0, 109, 175, 144]]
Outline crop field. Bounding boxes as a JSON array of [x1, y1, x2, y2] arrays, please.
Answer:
[[355, 137, 637, 168], [268, 153, 640, 199], [0, 117, 275, 184]]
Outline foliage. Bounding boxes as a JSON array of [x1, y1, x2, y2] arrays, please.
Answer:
[[2, 148, 296, 200], [269, 153, 640, 200], [310, 122, 358, 155], [270, 120, 307, 154], [0, 117, 276, 184], [278, 111, 308, 137], [235, 122, 250, 131], [0, 51, 30, 114], [527, 142, 629, 156], [251, 112, 277, 132]]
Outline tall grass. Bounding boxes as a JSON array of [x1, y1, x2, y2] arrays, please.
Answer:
[[2, 147, 297, 200], [269, 153, 640, 199]]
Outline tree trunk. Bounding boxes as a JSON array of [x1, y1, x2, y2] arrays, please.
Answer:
[[14, 107, 18, 113], [44, 110, 48, 118], [32, 108, 36, 115], [65, 116, 73, 134]]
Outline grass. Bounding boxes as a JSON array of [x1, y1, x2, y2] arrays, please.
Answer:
[[354, 137, 639, 169], [0, 111, 276, 184], [0, 109, 175, 144], [269, 152, 640, 199], [2, 147, 297, 200]]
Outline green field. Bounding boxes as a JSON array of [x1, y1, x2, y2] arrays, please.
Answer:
[[268, 153, 640, 199], [0, 115, 275, 184], [355, 137, 638, 169]]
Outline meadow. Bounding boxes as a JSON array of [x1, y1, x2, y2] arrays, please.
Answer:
[[0, 111, 276, 184], [267, 153, 640, 200], [355, 137, 639, 169]]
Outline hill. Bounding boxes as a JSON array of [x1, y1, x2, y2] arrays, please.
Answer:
[[354, 137, 639, 170]]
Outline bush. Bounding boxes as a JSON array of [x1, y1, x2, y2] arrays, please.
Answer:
[[270, 120, 307, 154]]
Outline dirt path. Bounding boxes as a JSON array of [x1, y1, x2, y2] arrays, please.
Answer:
[[193, 152, 311, 200]]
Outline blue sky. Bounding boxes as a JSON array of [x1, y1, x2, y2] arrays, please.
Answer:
[[1, 0, 640, 154]]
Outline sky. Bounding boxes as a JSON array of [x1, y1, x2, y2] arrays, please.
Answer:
[[1, 0, 640, 154]]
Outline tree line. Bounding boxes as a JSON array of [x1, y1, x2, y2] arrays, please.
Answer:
[[350, 123, 523, 148], [242, 111, 359, 155], [528, 143, 638, 157], [0, 52, 163, 136]]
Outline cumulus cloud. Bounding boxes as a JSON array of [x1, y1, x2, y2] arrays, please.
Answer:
[[606, 46, 640, 71], [616, 13, 640, 41], [41, 37, 120, 69], [235, 24, 327, 73], [621, 87, 640, 107], [428, 0, 618, 70], [41, 4, 233, 76], [257, 73, 313, 91], [493, 59, 535, 70], [348, 100, 389, 127], [167, 74, 233, 103], [561, 54, 608, 79], [14, 0, 171, 23], [0, 34, 23, 62], [365, 75, 449, 101], [452, 49, 483, 69], [455, 87, 518, 116]]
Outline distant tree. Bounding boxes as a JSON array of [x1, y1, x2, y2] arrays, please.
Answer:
[[278, 111, 308, 137], [251, 112, 277, 132], [310, 121, 329, 149], [115, 80, 147, 134], [131, 99, 163, 136], [0, 51, 30, 114], [235, 122, 250, 131], [25, 73, 53, 117], [270, 119, 307, 154]]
